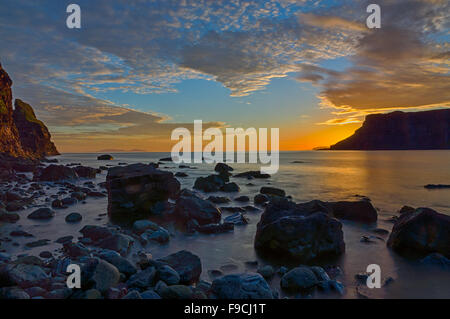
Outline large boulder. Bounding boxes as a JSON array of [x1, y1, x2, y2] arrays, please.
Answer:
[[193, 174, 227, 193], [214, 163, 233, 175], [157, 250, 202, 284], [280, 267, 318, 292], [328, 200, 377, 224], [254, 198, 345, 262], [211, 273, 273, 299], [387, 207, 450, 258], [83, 259, 120, 293], [106, 163, 180, 222], [36, 165, 78, 181], [0, 263, 49, 288], [260, 187, 286, 197], [174, 193, 221, 226], [74, 166, 98, 179]]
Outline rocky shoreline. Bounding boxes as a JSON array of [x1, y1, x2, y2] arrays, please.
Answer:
[[0, 158, 449, 299]]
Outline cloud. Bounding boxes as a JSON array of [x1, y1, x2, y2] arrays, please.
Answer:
[[297, 0, 450, 124], [299, 13, 366, 31]]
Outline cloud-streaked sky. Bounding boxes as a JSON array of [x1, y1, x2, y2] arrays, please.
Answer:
[[0, 0, 448, 152]]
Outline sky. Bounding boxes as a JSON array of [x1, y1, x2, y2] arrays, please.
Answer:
[[0, 0, 449, 152]]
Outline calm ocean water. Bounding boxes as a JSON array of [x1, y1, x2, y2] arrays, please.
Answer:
[[2, 150, 450, 298]]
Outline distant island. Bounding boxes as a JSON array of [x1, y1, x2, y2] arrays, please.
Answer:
[[330, 109, 450, 150], [97, 149, 147, 153]]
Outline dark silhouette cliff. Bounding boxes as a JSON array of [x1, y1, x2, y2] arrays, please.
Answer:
[[0, 63, 59, 159], [330, 109, 450, 150]]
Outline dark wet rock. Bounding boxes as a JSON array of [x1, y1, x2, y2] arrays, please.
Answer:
[[25, 239, 50, 248], [211, 273, 273, 299], [234, 171, 270, 179], [74, 166, 97, 179], [159, 157, 172, 162], [97, 234, 132, 257], [127, 266, 156, 289], [174, 193, 221, 226], [157, 250, 202, 284], [65, 212, 82, 223], [257, 265, 275, 278], [221, 182, 240, 193], [193, 174, 227, 192], [0, 209, 20, 223], [0, 263, 49, 288], [328, 200, 378, 224], [141, 227, 170, 244], [254, 198, 345, 262], [175, 172, 188, 177], [424, 184, 450, 189], [98, 250, 137, 277], [254, 194, 269, 205], [4, 191, 22, 202], [25, 286, 47, 298], [141, 289, 161, 299], [215, 163, 233, 175], [387, 207, 450, 258], [63, 242, 90, 258], [0, 287, 30, 299], [160, 284, 193, 299], [97, 154, 113, 160], [122, 290, 142, 299], [398, 206, 415, 215], [224, 213, 249, 225], [197, 222, 234, 234], [280, 267, 318, 292], [220, 206, 245, 213], [156, 265, 180, 285], [5, 201, 26, 212], [260, 187, 286, 197], [36, 165, 78, 181], [27, 208, 55, 220], [207, 196, 230, 204], [9, 230, 33, 237], [39, 251, 53, 259], [420, 253, 450, 268], [80, 225, 114, 242], [55, 235, 73, 244], [132, 220, 160, 234], [234, 195, 249, 202], [87, 191, 106, 198], [61, 197, 77, 206], [90, 259, 120, 293], [106, 163, 180, 222]]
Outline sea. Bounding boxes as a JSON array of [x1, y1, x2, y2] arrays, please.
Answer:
[[1, 150, 449, 299]]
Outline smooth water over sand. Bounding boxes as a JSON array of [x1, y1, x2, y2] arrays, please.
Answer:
[[2, 151, 449, 298]]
